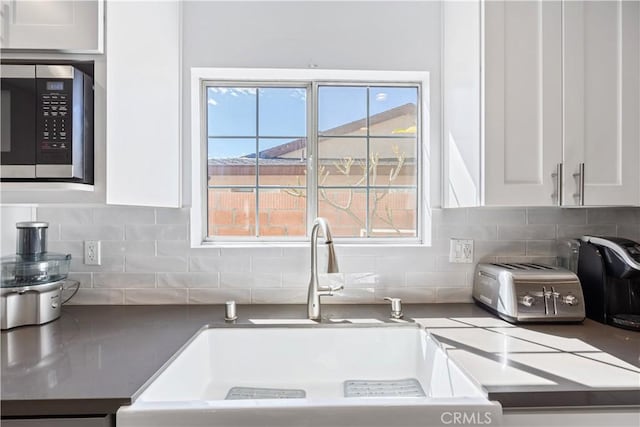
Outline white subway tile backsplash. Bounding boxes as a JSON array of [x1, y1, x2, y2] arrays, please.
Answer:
[[434, 256, 476, 272], [125, 289, 188, 305], [66, 289, 125, 305], [62, 225, 124, 241], [125, 224, 187, 241], [219, 272, 281, 288], [343, 272, 380, 288], [333, 256, 376, 274], [48, 241, 84, 257], [46, 224, 61, 241], [526, 240, 558, 256], [157, 240, 220, 257], [126, 256, 188, 273], [190, 256, 250, 273], [47, 205, 638, 305], [156, 208, 190, 224], [467, 207, 526, 225], [101, 241, 156, 256], [37, 207, 93, 224], [94, 273, 156, 288], [557, 224, 617, 239], [69, 257, 124, 273], [436, 225, 498, 241], [282, 272, 310, 288], [436, 287, 473, 303], [375, 253, 436, 273], [188, 288, 250, 304], [375, 271, 407, 287], [406, 272, 467, 287], [432, 208, 467, 224], [158, 272, 219, 288], [475, 240, 527, 258], [251, 288, 307, 304], [498, 225, 556, 241], [587, 207, 639, 225], [222, 246, 284, 257], [329, 288, 375, 304], [94, 207, 155, 224], [66, 272, 92, 288], [252, 256, 308, 274], [527, 208, 587, 225]]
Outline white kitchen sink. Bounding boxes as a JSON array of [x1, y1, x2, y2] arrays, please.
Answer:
[[117, 324, 501, 427]]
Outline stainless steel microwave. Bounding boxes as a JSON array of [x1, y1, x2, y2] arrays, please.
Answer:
[[0, 63, 93, 183]]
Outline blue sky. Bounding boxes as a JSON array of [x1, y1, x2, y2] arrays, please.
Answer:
[[207, 86, 417, 159]]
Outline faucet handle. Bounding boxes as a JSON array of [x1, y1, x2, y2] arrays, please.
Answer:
[[384, 297, 403, 319], [318, 282, 344, 295]]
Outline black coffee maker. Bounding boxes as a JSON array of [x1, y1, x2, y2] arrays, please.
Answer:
[[577, 236, 640, 331]]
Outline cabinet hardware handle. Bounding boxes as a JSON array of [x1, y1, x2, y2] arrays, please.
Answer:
[[551, 163, 563, 206], [572, 163, 585, 206]]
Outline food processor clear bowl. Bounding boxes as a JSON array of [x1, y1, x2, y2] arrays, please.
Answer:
[[0, 253, 71, 287]]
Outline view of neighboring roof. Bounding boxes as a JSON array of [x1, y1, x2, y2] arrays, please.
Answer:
[[213, 103, 416, 163]]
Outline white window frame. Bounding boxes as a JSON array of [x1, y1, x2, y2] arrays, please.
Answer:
[[190, 68, 430, 248]]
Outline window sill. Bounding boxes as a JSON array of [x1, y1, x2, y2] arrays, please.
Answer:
[[191, 240, 429, 250]]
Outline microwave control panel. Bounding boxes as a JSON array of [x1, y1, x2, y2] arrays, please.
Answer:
[[39, 80, 72, 151]]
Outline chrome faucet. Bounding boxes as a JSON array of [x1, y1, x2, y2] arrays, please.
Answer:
[[307, 217, 342, 320]]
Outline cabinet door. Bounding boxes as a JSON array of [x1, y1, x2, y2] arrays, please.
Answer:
[[106, 1, 182, 207], [0, 0, 103, 52], [483, 0, 563, 206], [563, 1, 640, 206]]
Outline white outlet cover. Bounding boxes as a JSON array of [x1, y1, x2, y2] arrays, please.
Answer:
[[449, 238, 473, 263], [84, 240, 101, 265]]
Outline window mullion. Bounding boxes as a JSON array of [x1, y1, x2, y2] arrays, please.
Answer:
[[308, 82, 318, 236], [365, 86, 371, 238], [255, 90, 260, 238]]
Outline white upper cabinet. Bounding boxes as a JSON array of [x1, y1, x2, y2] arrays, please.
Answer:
[[0, 0, 103, 52], [106, 1, 182, 207], [483, 0, 563, 206], [563, 1, 640, 206], [443, 0, 639, 207]]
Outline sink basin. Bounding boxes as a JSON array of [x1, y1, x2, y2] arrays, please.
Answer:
[[117, 324, 501, 427]]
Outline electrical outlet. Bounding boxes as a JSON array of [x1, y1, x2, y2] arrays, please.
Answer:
[[84, 240, 101, 265], [449, 238, 473, 263]]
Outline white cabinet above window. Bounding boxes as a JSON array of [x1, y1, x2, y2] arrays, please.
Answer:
[[443, 0, 640, 208], [0, 0, 103, 53]]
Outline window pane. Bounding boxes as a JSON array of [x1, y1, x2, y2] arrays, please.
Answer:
[[318, 86, 367, 136], [318, 188, 367, 237], [258, 188, 307, 237], [258, 88, 306, 137], [370, 138, 417, 186], [208, 138, 256, 186], [207, 188, 256, 237], [318, 137, 367, 186], [369, 87, 418, 137], [369, 188, 417, 237], [207, 87, 256, 136], [258, 138, 307, 186]]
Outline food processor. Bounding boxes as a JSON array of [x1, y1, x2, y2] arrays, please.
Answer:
[[1, 222, 79, 330]]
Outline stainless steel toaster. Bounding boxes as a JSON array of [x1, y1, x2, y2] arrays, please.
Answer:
[[473, 262, 585, 323]]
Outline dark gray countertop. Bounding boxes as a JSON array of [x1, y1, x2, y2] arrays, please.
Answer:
[[1, 304, 639, 417]]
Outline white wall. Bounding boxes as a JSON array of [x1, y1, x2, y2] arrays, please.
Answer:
[[181, 0, 442, 207]]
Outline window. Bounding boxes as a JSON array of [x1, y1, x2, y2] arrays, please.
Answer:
[[191, 69, 429, 245]]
